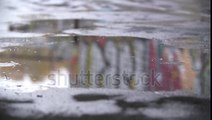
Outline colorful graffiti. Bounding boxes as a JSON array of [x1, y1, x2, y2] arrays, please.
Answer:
[[0, 36, 210, 95]]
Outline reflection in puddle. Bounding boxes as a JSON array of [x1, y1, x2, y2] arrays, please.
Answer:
[[0, 0, 210, 96], [0, 36, 209, 94], [9, 19, 97, 33]]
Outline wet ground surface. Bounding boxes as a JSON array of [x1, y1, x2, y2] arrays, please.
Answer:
[[0, 88, 210, 120], [0, 0, 211, 119]]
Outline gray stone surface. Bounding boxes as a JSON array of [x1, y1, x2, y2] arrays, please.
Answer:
[[0, 88, 210, 120]]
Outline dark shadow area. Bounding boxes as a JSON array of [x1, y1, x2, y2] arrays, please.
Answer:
[[0, 99, 34, 104], [116, 99, 149, 110], [155, 96, 210, 105], [73, 94, 121, 102], [49, 113, 159, 120], [115, 96, 210, 120], [0, 98, 34, 120]]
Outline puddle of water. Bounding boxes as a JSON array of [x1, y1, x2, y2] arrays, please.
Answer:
[[0, 36, 209, 95], [0, 0, 210, 96]]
